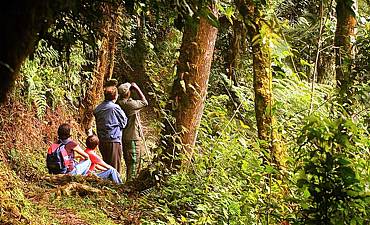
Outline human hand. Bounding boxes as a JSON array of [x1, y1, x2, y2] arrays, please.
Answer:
[[131, 82, 138, 89], [107, 165, 114, 170]]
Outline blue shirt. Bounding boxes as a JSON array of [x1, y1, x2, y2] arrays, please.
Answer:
[[93, 100, 127, 142]]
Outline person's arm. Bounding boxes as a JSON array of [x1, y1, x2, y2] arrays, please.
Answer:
[[89, 151, 112, 170], [115, 106, 128, 128], [131, 82, 148, 106], [73, 145, 90, 159], [96, 157, 112, 170], [95, 164, 110, 171]]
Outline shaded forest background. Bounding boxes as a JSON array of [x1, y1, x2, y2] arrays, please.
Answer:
[[0, 0, 370, 224]]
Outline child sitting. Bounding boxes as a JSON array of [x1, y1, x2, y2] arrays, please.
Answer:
[[85, 135, 122, 184]]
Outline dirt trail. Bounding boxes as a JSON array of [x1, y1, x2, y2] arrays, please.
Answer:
[[49, 207, 89, 225], [0, 97, 156, 225]]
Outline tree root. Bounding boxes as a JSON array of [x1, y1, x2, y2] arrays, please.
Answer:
[[58, 182, 101, 196]]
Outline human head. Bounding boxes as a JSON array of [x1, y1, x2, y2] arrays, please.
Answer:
[[104, 86, 118, 101], [105, 79, 118, 87], [86, 135, 99, 149], [118, 83, 131, 99], [58, 123, 71, 140]]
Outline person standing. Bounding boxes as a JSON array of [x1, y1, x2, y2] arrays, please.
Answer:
[[93, 86, 127, 173], [117, 82, 148, 181]]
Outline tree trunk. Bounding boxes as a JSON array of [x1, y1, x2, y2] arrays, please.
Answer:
[[334, 0, 357, 94], [80, 4, 122, 133], [317, 50, 335, 84], [317, 3, 335, 85], [251, 29, 281, 160], [237, 0, 281, 162], [226, 20, 246, 85], [162, 6, 218, 166], [0, 0, 53, 103]]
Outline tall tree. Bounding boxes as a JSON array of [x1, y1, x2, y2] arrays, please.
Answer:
[[237, 0, 281, 162], [317, 1, 336, 84], [226, 20, 247, 85], [80, 3, 123, 133], [118, 15, 152, 99], [162, 5, 219, 166], [334, 0, 357, 95]]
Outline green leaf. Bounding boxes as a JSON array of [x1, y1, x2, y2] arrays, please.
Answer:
[[200, 8, 220, 28]]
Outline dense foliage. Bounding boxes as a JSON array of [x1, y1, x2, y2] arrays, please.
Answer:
[[20, 40, 93, 118], [1, 0, 370, 224]]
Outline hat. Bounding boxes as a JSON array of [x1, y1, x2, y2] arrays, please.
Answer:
[[118, 83, 131, 95]]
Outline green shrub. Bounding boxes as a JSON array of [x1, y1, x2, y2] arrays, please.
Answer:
[[141, 95, 291, 224], [293, 116, 370, 224]]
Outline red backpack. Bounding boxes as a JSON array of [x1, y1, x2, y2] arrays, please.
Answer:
[[46, 143, 73, 174]]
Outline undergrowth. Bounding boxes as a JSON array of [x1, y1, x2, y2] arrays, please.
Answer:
[[140, 95, 290, 224], [0, 162, 58, 225], [19, 39, 93, 118], [139, 79, 370, 224]]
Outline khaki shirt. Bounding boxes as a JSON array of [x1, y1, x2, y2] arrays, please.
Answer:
[[117, 98, 148, 141]]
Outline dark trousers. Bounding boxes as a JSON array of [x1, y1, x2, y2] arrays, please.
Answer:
[[99, 142, 122, 174], [123, 140, 142, 181]]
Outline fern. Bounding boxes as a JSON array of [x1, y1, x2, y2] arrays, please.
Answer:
[[34, 94, 48, 118], [273, 78, 335, 144], [19, 39, 93, 117]]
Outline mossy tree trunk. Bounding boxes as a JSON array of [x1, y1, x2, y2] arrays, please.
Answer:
[[237, 0, 281, 163], [80, 3, 123, 133], [317, 50, 335, 84], [226, 20, 246, 86], [162, 6, 218, 167], [334, 0, 357, 96], [317, 3, 335, 84]]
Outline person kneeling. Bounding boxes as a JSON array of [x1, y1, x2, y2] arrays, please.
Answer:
[[85, 135, 123, 184]]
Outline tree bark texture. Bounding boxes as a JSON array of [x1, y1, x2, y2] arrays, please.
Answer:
[[334, 0, 357, 93], [252, 42, 274, 142], [0, 0, 53, 103], [237, 0, 281, 161], [226, 20, 247, 85], [317, 50, 335, 84], [316, 3, 335, 84], [165, 7, 218, 163], [80, 3, 123, 133]]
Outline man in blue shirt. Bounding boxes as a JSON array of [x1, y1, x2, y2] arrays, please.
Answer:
[[94, 86, 127, 173]]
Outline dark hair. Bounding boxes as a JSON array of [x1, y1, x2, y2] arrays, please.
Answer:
[[58, 123, 71, 140], [86, 135, 99, 149], [104, 86, 118, 101], [104, 79, 118, 87]]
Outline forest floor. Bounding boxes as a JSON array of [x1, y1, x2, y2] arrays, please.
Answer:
[[0, 98, 160, 225]]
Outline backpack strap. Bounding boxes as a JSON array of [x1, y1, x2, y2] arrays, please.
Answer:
[[59, 146, 73, 170], [48, 143, 61, 154]]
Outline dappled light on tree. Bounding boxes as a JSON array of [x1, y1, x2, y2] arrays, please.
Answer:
[[0, 0, 370, 224]]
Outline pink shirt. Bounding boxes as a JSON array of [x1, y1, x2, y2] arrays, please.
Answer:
[[85, 148, 105, 173]]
